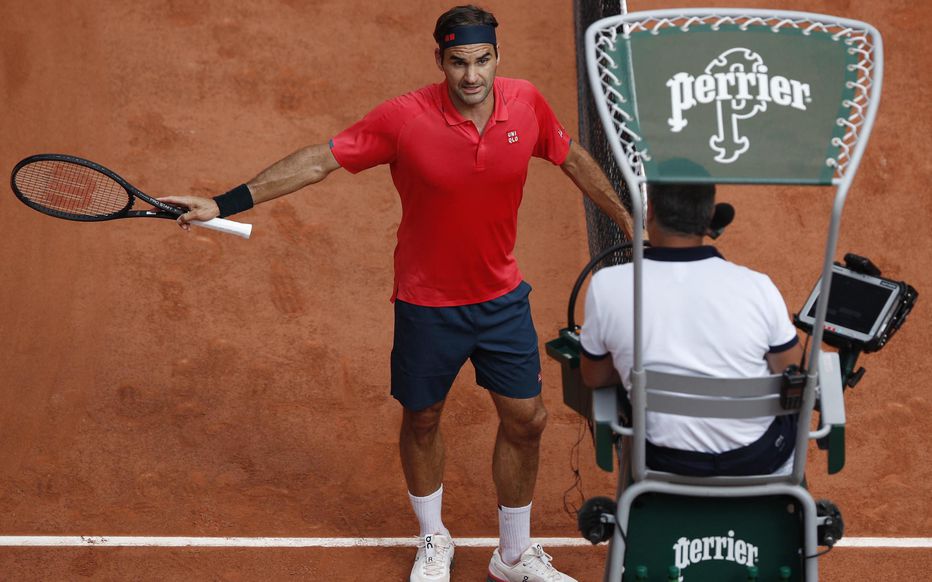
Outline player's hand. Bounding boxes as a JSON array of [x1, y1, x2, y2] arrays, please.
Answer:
[[158, 196, 221, 230]]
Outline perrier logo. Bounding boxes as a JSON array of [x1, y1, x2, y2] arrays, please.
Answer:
[[666, 48, 813, 164], [672, 529, 760, 579]]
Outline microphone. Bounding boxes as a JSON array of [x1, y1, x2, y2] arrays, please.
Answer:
[[707, 202, 735, 240]]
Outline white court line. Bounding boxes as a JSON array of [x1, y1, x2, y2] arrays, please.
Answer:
[[0, 536, 930, 548], [0, 537, 565, 548], [834, 538, 932, 549]]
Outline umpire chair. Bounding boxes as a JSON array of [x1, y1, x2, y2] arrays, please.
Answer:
[[549, 8, 885, 581]]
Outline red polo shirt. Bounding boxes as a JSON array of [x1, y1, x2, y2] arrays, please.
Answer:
[[330, 77, 571, 306]]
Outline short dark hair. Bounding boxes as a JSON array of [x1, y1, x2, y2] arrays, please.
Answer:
[[648, 182, 716, 236], [433, 5, 498, 46]]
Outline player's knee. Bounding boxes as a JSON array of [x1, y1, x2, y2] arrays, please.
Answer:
[[503, 404, 548, 444], [527, 406, 549, 439], [402, 401, 444, 440]]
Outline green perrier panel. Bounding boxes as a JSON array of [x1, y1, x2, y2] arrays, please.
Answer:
[[607, 25, 858, 184], [623, 493, 803, 581]]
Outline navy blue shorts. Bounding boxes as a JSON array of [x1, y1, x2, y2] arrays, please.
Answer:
[[391, 281, 542, 411]]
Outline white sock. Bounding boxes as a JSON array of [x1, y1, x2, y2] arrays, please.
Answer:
[[498, 502, 532, 565], [408, 485, 449, 538]]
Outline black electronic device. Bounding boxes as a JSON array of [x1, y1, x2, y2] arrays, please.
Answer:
[[707, 202, 735, 240], [794, 253, 917, 353], [780, 364, 806, 410]]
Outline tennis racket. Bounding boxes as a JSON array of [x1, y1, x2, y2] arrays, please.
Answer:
[[10, 154, 252, 239]]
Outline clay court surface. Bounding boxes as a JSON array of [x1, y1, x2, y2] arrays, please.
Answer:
[[0, 0, 930, 580]]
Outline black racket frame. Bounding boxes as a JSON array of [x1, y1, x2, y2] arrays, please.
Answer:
[[11, 153, 188, 222]]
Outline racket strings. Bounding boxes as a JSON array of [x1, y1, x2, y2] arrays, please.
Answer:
[[14, 160, 131, 218]]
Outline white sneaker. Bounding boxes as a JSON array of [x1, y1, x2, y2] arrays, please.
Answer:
[[410, 533, 455, 582], [487, 544, 578, 582]]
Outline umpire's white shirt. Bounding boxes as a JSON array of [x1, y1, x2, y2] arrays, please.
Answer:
[[580, 246, 799, 454]]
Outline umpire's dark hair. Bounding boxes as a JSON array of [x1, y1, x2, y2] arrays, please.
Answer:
[[648, 158, 716, 236], [433, 5, 499, 49], [648, 182, 716, 236]]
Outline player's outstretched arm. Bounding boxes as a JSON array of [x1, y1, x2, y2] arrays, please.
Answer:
[[560, 140, 634, 241], [160, 143, 342, 228]]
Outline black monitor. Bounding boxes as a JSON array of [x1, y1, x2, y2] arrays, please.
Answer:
[[795, 262, 914, 351]]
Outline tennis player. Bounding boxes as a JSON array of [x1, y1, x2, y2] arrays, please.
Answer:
[[163, 5, 632, 581]]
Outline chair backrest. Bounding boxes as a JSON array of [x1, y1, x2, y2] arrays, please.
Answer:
[[585, 9, 883, 186], [643, 370, 791, 419], [630, 369, 807, 486]]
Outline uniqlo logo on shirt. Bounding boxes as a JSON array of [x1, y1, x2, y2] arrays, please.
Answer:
[[507, 130, 519, 144]]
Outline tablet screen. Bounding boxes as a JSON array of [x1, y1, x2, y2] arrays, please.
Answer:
[[806, 274, 895, 334]]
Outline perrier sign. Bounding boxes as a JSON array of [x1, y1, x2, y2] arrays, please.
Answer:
[[608, 24, 859, 184]]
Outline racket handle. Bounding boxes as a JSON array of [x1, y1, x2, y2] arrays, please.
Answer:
[[190, 217, 253, 239]]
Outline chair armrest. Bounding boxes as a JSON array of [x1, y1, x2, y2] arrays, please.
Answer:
[[816, 351, 846, 474], [592, 386, 624, 472]]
